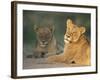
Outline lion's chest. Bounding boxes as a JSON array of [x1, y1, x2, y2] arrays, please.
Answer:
[[64, 42, 82, 60], [64, 43, 79, 52]]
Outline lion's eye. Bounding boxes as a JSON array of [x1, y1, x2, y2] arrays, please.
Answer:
[[72, 32, 76, 34], [39, 35, 42, 38], [70, 33, 73, 36], [72, 32, 77, 36]]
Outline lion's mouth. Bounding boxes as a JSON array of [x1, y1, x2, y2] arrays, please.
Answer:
[[64, 39, 70, 43], [64, 37, 72, 43]]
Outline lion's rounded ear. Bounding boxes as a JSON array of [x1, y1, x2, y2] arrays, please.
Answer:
[[34, 25, 38, 31], [80, 27, 86, 34]]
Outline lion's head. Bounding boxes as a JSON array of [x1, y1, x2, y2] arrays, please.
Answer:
[[34, 24, 55, 48], [64, 19, 86, 43]]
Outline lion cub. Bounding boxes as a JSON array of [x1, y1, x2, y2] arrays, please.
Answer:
[[33, 24, 62, 58], [47, 19, 90, 65]]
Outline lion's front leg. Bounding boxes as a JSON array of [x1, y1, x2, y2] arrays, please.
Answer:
[[46, 54, 66, 63], [44, 51, 57, 58]]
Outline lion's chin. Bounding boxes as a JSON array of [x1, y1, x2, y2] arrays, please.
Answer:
[[64, 39, 69, 43]]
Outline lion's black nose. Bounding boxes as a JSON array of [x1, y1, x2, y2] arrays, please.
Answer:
[[66, 35, 70, 38]]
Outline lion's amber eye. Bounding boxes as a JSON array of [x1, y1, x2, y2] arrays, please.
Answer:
[[72, 32, 77, 36]]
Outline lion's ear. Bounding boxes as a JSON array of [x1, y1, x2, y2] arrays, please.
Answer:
[[66, 19, 73, 28], [34, 25, 38, 32], [66, 19, 74, 32], [80, 27, 86, 34], [48, 25, 55, 33]]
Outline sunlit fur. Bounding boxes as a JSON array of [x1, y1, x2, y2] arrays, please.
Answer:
[[47, 19, 90, 65]]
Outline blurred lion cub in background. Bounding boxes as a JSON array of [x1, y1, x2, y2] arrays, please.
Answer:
[[33, 24, 62, 58], [47, 19, 90, 65]]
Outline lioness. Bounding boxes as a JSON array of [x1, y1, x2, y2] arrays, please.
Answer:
[[33, 24, 62, 58], [47, 19, 90, 65]]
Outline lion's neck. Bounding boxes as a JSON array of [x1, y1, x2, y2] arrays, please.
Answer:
[[78, 35, 89, 45]]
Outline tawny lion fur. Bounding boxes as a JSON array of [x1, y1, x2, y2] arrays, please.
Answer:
[[47, 19, 90, 65]]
